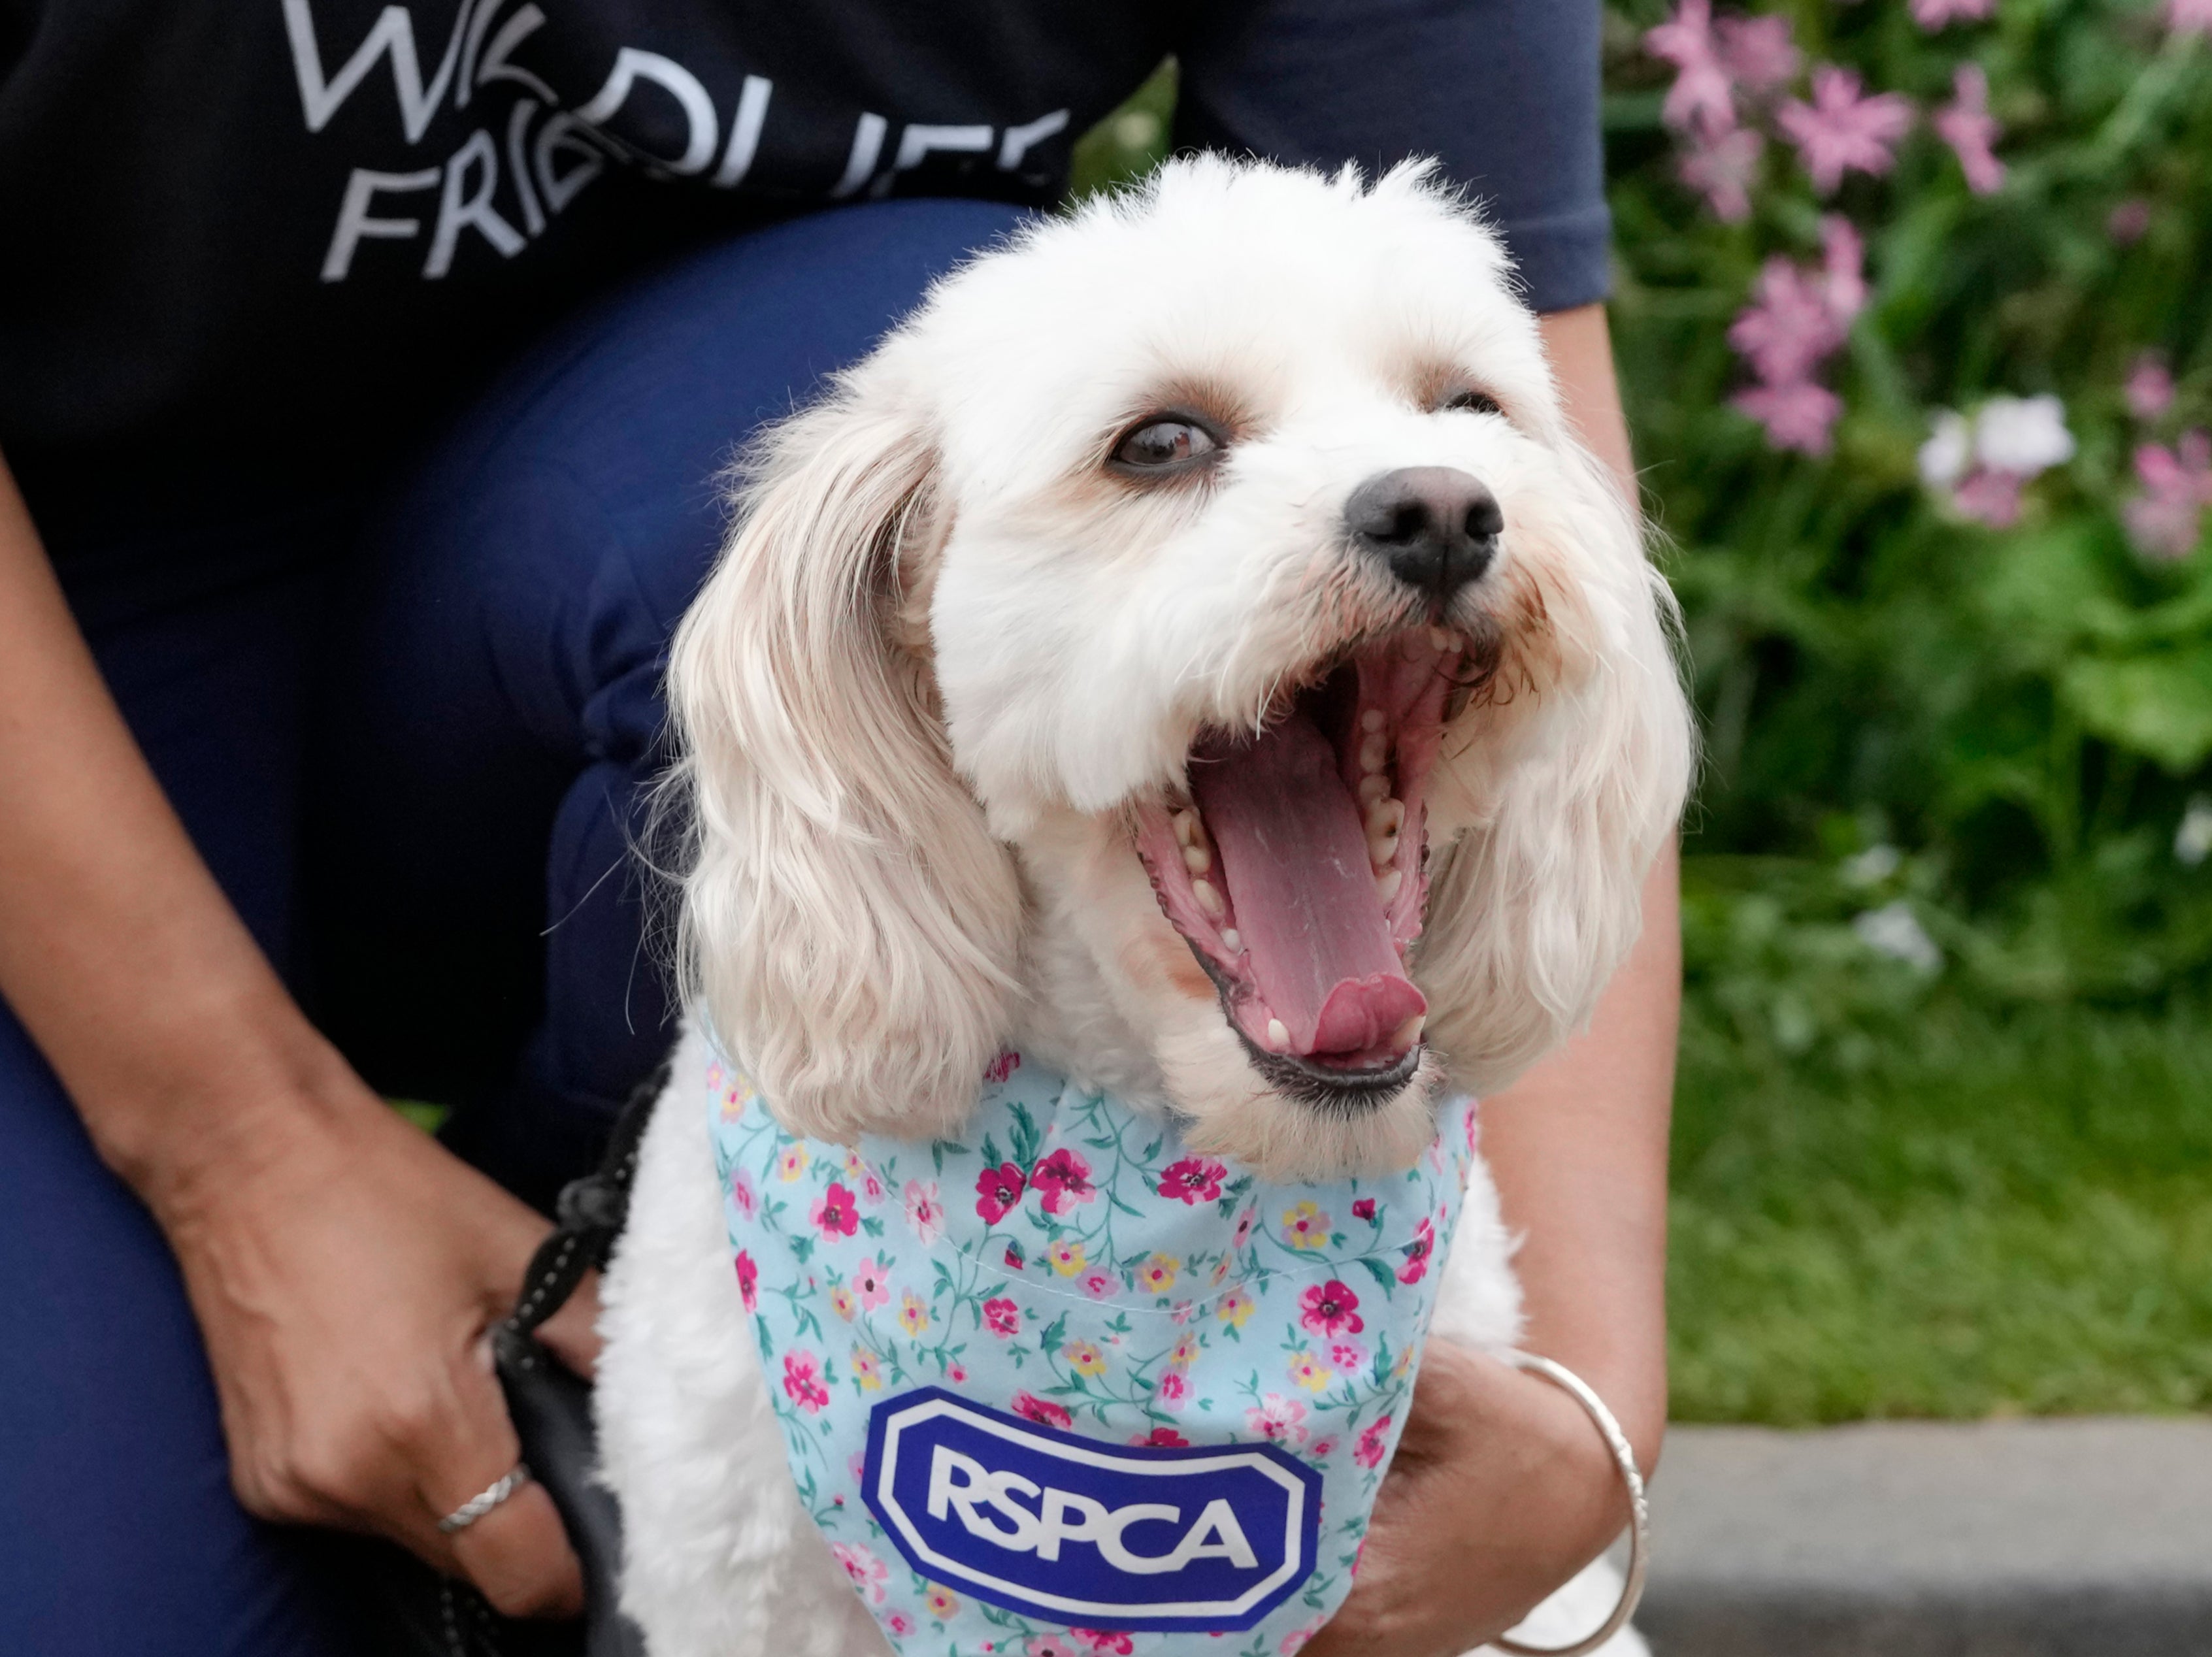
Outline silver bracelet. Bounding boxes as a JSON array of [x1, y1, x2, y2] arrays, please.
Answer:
[[1489, 1351, 1651, 1657]]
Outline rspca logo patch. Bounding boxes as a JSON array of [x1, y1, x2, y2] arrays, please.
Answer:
[[862, 1388, 1322, 1632]]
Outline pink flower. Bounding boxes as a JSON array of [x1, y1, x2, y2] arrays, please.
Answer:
[[1714, 13, 1800, 95], [1004, 1241, 1025, 1270], [1329, 1341, 1369, 1373], [983, 1296, 1021, 1337], [1728, 254, 1852, 387], [884, 1611, 916, 1637], [1155, 1370, 1191, 1412], [1679, 123, 1764, 222], [1733, 380, 1845, 455], [830, 1541, 888, 1603], [903, 1179, 946, 1245], [1011, 1390, 1073, 1430], [1398, 1217, 1436, 1285], [852, 1256, 892, 1311], [2125, 431, 2212, 561], [2109, 199, 2153, 244], [1031, 1149, 1097, 1216], [735, 1249, 759, 1313], [1133, 1425, 1190, 1447], [1310, 1436, 1338, 1460], [1910, 0, 1994, 29], [983, 1049, 1022, 1085], [1080, 1270, 1119, 1302], [2168, 0, 2212, 35], [1949, 467, 2024, 527], [783, 1351, 831, 1413], [811, 1181, 860, 1238], [1354, 1414, 1396, 1470], [1934, 65, 2005, 195], [1025, 1640, 1080, 1657], [1157, 1156, 1227, 1205], [2127, 354, 2176, 422], [1298, 1279, 1366, 1337], [1070, 1632, 1132, 1655], [729, 1168, 757, 1219], [974, 1162, 1026, 1224], [1246, 1392, 1309, 1447], [948, 1361, 968, 1383], [1644, 0, 1736, 138], [1351, 1197, 1378, 1223], [1777, 67, 1913, 195]]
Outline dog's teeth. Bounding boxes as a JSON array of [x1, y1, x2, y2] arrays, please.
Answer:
[[1221, 928, 1242, 952], [1374, 868, 1403, 906], [1357, 773, 1392, 806], [1361, 709, 1387, 734], [1182, 844, 1212, 876], [1266, 1018, 1291, 1052], [1428, 625, 1461, 653], [1393, 1014, 1426, 1049], [1365, 797, 1404, 840], [1359, 733, 1389, 774], [1172, 810, 1208, 851], [1369, 832, 1399, 868], [1193, 879, 1225, 919]]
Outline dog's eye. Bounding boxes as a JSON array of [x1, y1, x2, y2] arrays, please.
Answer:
[[1110, 416, 1222, 473], [1441, 388, 1504, 418]]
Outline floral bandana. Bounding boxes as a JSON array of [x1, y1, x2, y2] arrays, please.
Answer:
[[708, 1045, 1479, 1657]]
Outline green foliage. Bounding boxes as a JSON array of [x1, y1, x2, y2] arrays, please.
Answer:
[[1606, 1, 2212, 979]]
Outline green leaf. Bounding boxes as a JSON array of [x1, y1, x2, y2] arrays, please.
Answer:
[[1355, 1256, 1400, 1294], [2062, 649, 2212, 773]]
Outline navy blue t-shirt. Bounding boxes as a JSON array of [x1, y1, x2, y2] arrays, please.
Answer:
[[0, 0, 1608, 555]]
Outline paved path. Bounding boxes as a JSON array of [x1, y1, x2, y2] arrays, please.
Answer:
[[1630, 1417, 2212, 1656]]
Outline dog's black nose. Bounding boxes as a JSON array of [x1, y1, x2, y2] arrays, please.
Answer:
[[1345, 467, 1504, 604]]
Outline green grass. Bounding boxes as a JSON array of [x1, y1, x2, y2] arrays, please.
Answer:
[[1669, 989, 2212, 1424]]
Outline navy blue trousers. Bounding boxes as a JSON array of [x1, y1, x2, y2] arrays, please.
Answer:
[[0, 199, 1028, 1656]]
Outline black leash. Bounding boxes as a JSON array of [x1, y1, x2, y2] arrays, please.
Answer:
[[495, 1055, 669, 1374]]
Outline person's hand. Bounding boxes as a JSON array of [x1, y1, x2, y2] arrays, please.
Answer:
[[145, 1058, 603, 1618], [1302, 1341, 1633, 1657]]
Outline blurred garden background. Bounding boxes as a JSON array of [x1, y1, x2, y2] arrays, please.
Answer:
[[1074, 0, 2212, 1427]]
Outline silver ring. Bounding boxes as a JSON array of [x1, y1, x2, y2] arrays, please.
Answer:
[[1489, 1351, 1651, 1657], [436, 1462, 533, 1534]]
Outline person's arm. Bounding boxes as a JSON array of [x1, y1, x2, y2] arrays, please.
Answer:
[[1304, 303, 1677, 1657], [0, 451, 593, 1616]]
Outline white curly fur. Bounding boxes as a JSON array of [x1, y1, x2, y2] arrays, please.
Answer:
[[602, 157, 1685, 1657]]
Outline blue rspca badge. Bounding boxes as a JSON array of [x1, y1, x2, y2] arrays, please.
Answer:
[[862, 1388, 1323, 1632]]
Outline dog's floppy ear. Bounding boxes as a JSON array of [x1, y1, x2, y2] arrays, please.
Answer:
[[1415, 448, 1694, 1094], [666, 376, 1023, 1143]]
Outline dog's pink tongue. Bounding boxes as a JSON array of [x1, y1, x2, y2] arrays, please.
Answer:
[[1191, 716, 1425, 1058]]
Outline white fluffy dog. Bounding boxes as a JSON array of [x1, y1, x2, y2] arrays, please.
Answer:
[[597, 157, 1692, 1657]]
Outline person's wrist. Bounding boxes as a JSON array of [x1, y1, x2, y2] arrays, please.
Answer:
[[88, 983, 378, 1220]]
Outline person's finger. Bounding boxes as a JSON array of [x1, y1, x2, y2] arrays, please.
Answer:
[[444, 1479, 586, 1618], [412, 1350, 586, 1618], [533, 1268, 604, 1379]]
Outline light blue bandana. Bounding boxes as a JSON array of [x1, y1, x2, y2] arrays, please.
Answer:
[[708, 1047, 1478, 1657]]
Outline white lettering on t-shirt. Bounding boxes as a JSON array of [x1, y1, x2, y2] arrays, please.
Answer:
[[829, 112, 888, 199], [321, 165, 440, 280], [425, 127, 525, 276], [998, 109, 1070, 172], [894, 123, 993, 171], [282, 0, 470, 142], [712, 75, 774, 189], [576, 47, 718, 176]]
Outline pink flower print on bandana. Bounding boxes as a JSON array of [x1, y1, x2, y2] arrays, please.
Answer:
[[710, 1048, 1476, 1655]]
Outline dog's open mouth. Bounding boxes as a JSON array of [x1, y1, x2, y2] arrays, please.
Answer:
[[1136, 627, 1467, 1106]]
